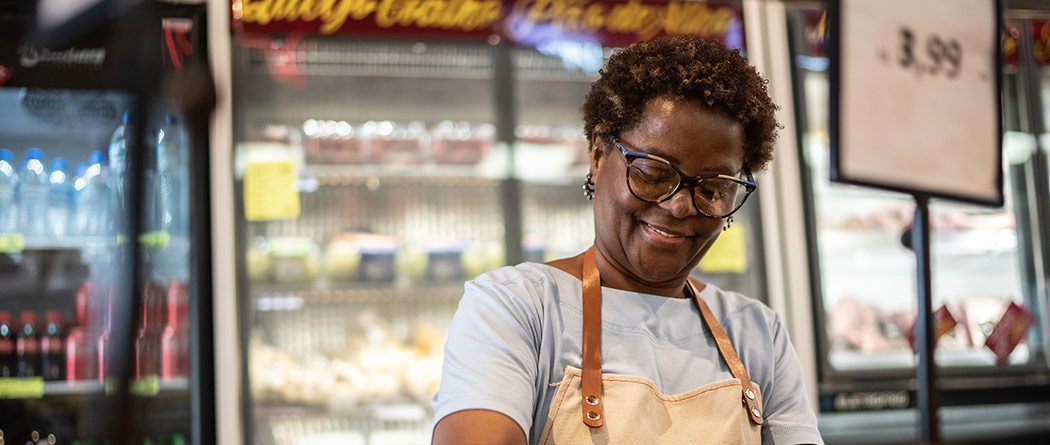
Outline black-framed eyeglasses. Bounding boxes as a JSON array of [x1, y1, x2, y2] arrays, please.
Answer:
[[615, 139, 757, 219]]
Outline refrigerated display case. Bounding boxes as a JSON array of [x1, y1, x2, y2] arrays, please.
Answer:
[[784, 3, 1050, 443], [227, 1, 773, 443], [0, 2, 214, 443]]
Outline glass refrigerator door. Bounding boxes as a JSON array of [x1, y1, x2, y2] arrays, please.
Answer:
[[0, 4, 210, 443], [231, 35, 503, 444], [786, 5, 1050, 416]]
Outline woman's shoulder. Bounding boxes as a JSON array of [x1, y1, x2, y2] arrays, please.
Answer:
[[467, 262, 579, 302], [699, 283, 781, 333]]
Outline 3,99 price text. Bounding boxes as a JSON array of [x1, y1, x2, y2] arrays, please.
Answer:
[[879, 26, 969, 80]]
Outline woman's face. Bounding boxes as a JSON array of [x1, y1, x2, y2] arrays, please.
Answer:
[[590, 96, 746, 291]]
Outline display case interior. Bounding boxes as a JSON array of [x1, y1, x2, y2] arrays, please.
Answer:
[[0, 87, 194, 444]]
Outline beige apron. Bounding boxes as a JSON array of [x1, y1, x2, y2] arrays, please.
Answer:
[[538, 247, 764, 444]]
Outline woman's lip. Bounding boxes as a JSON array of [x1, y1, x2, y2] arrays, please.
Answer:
[[642, 221, 688, 238]]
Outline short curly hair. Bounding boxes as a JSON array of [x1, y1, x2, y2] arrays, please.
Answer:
[[582, 35, 779, 173]]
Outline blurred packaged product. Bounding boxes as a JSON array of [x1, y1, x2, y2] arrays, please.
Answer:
[[156, 114, 189, 238], [73, 151, 110, 237], [96, 284, 113, 381], [430, 121, 493, 165], [161, 280, 190, 378], [66, 282, 98, 381], [367, 121, 426, 165], [40, 310, 65, 381], [47, 158, 73, 239], [18, 148, 49, 238], [0, 311, 15, 377], [460, 240, 505, 280], [323, 234, 363, 282], [246, 236, 273, 282], [355, 235, 398, 283], [16, 311, 40, 377], [425, 239, 464, 282], [303, 119, 369, 165], [395, 243, 427, 283], [0, 148, 18, 234], [269, 237, 321, 284]]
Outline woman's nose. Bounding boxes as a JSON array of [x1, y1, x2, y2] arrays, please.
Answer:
[[661, 186, 699, 219]]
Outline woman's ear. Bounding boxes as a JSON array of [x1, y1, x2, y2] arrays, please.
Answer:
[[589, 137, 605, 178]]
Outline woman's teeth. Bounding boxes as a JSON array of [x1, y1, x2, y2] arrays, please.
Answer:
[[646, 223, 681, 238]]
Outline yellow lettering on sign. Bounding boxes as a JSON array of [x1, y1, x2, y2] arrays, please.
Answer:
[[240, 0, 734, 40]]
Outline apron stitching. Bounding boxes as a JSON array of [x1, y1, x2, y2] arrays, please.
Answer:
[[541, 374, 578, 445], [598, 378, 742, 403]]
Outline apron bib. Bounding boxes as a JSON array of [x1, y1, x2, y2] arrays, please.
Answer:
[[538, 247, 764, 444]]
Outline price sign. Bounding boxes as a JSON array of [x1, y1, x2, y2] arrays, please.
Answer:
[[830, 0, 1002, 205]]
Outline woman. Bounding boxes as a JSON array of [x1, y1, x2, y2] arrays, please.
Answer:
[[432, 35, 823, 445]]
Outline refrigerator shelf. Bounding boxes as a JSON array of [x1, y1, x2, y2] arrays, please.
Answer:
[[252, 285, 464, 307], [304, 165, 502, 186], [0, 376, 189, 399]]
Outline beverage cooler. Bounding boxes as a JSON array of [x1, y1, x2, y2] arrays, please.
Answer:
[[782, 3, 1050, 443], [0, 1, 214, 444], [225, 1, 770, 443]]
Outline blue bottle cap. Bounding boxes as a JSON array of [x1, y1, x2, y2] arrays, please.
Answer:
[[50, 158, 68, 173], [123, 111, 131, 124], [88, 150, 105, 165], [25, 147, 44, 160], [75, 162, 88, 176], [0, 149, 10, 163]]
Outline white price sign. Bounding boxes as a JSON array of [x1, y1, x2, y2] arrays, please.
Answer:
[[831, 0, 1002, 205]]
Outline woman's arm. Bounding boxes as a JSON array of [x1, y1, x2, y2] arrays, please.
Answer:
[[433, 409, 527, 445]]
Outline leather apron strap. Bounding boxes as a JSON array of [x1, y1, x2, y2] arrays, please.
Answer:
[[688, 279, 765, 425], [581, 246, 604, 427], [580, 246, 764, 428]]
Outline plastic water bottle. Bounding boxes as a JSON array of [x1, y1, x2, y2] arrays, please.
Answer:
[[156, 115, 188, 238], [0, 149, 18, 234], [109, 112, 130, 235], [70, 162, 88, 236], [18, 148, 49, 238], [75, 151, 110, 237], [47, 158, 73, 239]]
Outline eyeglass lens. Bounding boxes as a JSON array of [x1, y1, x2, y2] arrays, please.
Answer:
[[627, 157, 747, 217]]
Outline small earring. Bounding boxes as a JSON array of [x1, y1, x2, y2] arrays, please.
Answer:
[[723, 216, 734, 232], [583, 173, 595, 200]]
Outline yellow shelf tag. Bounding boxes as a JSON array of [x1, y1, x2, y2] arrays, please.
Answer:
[[244, 161, 301, 221], [699, 225, 748, 274], [0, 377, 44, 399], [130, 375, 160, 396], [0, 233, 24, 253]]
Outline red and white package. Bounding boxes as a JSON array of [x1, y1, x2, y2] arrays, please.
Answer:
[[984, 302, 1034, 366]]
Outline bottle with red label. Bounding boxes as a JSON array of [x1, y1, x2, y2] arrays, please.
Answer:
[[161, 280, 189, 378], [97, 285, 113, 381], [17, 311, 40, 377], [135, 281, 166, 378], [67, 282, 98, 382], [0, 311, 16, 377], [40, 311, 65, 381]]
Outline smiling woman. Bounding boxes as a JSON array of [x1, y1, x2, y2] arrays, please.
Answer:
[[432, 35, 824, 445]]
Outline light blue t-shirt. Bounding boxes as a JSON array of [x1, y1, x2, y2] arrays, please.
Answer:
[[433, 262, 824, 445]]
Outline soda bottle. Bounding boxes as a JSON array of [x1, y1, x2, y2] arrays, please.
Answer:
[[96, 285, 113, 381], [0, 311, 16, 377], [40, 311, 65, 381], [161, 280, 189, 378], [135, 282, 165, 378], [16, 311, 40, 377], [47, 158, 73, 239], [74, 152, 109, 237], [17, 148, 49, 239], [0, 148, 18, 234], [66, 283, 98, 381]]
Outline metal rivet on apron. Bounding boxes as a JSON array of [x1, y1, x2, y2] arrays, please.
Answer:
[[751, 406, 761, 418], [587, 411, 601, 421], [745, 388, 755, 400], [586, 395, 600, 406]]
